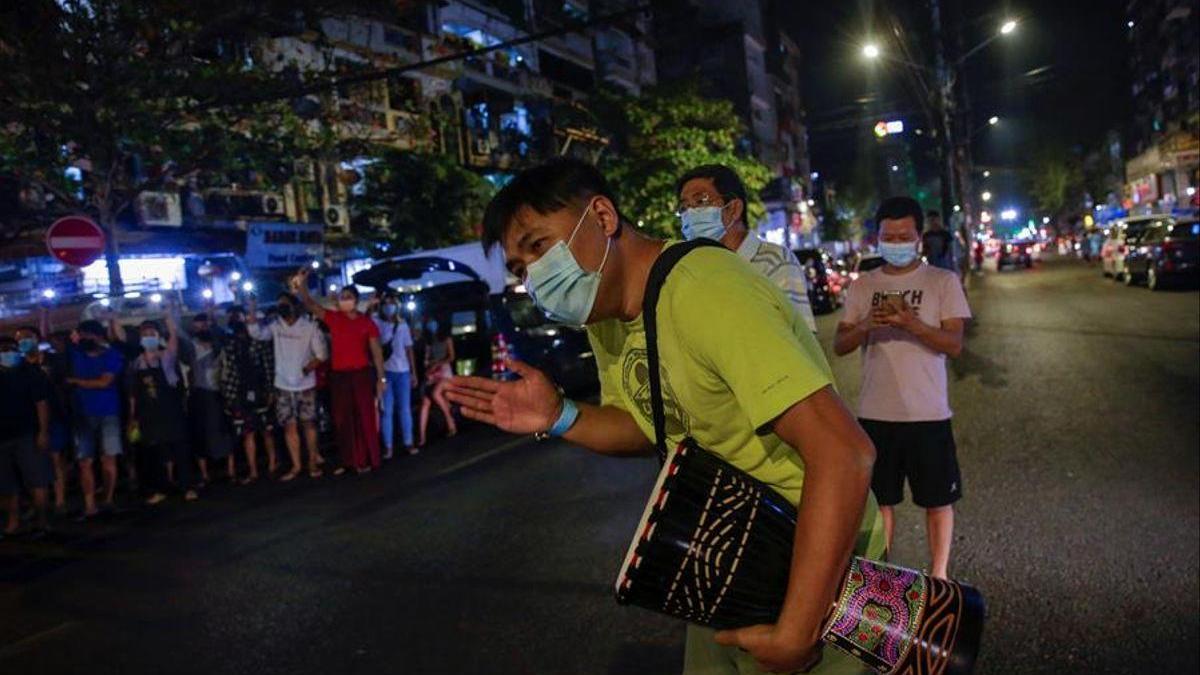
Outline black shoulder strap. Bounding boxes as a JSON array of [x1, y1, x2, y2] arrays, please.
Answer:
[[643, 239, 724, 462]]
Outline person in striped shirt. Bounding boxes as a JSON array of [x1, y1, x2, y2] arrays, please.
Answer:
[[674, 165, 819, 334]]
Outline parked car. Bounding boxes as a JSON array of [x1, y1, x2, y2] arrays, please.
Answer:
[[849, 253, 886, 280], [996, 240, 1034, 269], [352, 255, 598, 395], [1102, 215, 1172, 279], [1121, 219, 1200, 290], [792, 248, 842, 314]]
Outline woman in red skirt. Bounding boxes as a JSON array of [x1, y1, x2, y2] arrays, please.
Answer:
[[295, 267, 386, 474]]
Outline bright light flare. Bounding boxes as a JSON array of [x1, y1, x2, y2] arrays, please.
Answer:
[[981, 191, 992, 202], [988, 116, 999, 125], [862, 43, 880, 59], [1000, 20, 1017, 35]]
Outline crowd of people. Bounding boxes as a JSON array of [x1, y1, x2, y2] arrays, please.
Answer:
[[0, 269, 461, 539]]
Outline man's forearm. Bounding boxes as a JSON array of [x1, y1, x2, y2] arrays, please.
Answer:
[[777, 450, 873, 642], [833, 321, 868, 356], [561, 403, 654, 457], [907, 322, 962, 357]]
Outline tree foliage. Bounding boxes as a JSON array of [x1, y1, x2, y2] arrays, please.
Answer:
[[354, 150, 495, 254], [0, 0, 395, 289], [590, 84, 774, 238], [1025, 149, 1085, 220]]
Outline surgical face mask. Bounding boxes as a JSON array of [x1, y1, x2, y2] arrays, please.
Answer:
[[679, 204, 731, 241], [338, 299, 356, 312], [17, 338, 37, 354], [0, 351, 19, 368], [879, 241, 920, 267], [141, 336, 160, 352], [381, 303, 397, 318], [524, 200, 610, 326], [425, 320, 438, 335]]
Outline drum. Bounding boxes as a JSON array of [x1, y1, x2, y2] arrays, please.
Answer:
[[615, 440, 985, 675]]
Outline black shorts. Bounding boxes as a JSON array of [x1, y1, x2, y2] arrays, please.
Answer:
[[860, 418, 962, 508]]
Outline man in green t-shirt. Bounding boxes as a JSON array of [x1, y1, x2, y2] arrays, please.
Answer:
[[446, 159, 884, 675]]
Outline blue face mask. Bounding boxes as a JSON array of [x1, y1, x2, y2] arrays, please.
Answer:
[[17, 338, 37, 354], [140, 336, 160, 352], [879, 241, 920, 267], [525, 200, 610, 326], [382, 303, 397, 318], [0, 351, 19, 368], [680, 204, 730, 242], [425, 320, 438, 334]]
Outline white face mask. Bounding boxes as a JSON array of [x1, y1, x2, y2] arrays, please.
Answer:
[[524, 200, 610, 326]]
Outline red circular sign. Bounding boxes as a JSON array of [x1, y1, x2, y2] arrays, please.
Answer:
[[46, 216, 106, 267]]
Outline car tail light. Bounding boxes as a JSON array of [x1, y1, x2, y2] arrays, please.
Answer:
[[491, 333, 511, 379]]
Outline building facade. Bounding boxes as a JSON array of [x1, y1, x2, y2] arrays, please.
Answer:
[[1124, 0, 1199, 215]]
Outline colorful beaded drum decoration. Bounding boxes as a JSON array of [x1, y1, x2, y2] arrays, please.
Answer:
[[615, 441, 985, 675]]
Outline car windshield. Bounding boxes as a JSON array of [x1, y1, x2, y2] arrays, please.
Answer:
[[1167, 222, 1200, 239]]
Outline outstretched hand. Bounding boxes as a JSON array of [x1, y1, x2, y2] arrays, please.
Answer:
[[443, 359, 561, 435]]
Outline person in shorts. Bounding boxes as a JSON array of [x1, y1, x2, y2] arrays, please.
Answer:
[[17, 323, 71, 513], [66, 320, 125, 518], [834, 196, 971, 579], [218, 318, 277, 484], [0, 335, 54, 538], [248, 292, 326, 480]]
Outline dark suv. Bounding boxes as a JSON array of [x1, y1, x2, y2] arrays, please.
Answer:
[[1122, 219, 1199, 290], [352, 256, 598, 394]]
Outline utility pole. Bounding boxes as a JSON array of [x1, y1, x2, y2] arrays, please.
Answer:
[[929, 0, 958, 221]]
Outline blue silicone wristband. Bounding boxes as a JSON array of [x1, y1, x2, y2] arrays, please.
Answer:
[[548, 398, 580, 437]]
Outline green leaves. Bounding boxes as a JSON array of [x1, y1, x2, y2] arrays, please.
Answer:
[[591, 84, 773, 238], [353, 150, 495, 253]]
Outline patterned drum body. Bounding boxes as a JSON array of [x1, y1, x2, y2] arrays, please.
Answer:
[[616, 441, 985, 675]]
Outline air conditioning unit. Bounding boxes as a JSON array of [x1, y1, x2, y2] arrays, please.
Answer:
[[324, 204, 350, 231], [136, 191, 182, 227], [203, 189, 287, 220], [260, 192, 286, 217]]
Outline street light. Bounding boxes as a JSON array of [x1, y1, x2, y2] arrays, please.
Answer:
[[981, 191, 992, 202], [988, 116, 999, 125], [1000, 19, 1018, 35], [862, 43, 880, 59], [983, 170, 991, 178]]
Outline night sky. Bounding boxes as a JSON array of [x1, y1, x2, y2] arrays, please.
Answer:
[[791, 0, 1131, 198]]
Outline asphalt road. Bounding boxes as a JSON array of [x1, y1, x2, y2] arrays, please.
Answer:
[[1, 256, 1197, 675]]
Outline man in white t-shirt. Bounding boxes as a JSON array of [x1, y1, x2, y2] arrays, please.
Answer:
[[833, 196, 971, 580], [372, 294, 417, 458], [248, 292, 327, 480], [674, 164, 819, 334]]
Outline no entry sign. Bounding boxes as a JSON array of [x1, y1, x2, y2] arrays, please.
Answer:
[[46, 216, 106, 267]]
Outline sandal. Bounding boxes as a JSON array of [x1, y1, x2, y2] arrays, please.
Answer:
[[308, 468, 324, 478], [279, 470, 300, 483], [331, 466, 347, 477], [240, 474, 259, 486]]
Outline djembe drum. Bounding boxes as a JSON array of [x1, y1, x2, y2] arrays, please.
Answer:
[[615, 441, 985, 675]]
